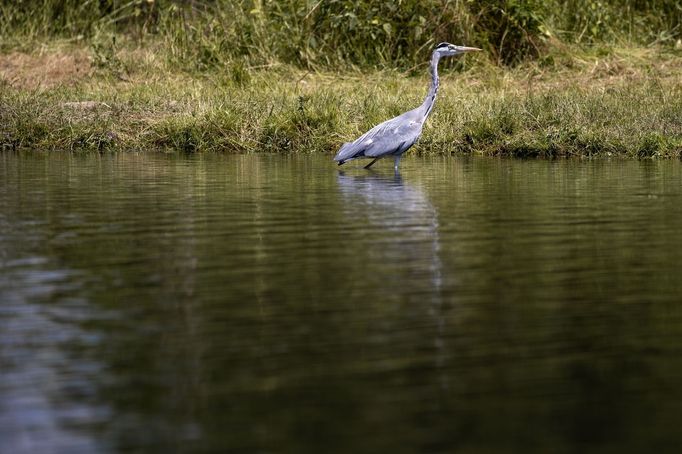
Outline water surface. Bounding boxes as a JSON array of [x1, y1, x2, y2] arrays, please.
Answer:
[[2, 152, 682, 452]]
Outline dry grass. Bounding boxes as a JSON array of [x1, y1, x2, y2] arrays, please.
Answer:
[[0, 49, 92, 89]]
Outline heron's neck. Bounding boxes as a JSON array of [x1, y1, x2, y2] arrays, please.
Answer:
[[420, 52, 440, 120]]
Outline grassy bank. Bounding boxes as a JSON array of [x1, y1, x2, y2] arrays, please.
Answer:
[[1, 1, 682, 157], [2, 43, 681, 158]]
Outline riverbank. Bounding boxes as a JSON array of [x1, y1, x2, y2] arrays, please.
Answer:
[[2, 43, 681, 157]]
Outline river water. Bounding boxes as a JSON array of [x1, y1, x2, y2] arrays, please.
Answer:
[[2, 152, 682, 452]]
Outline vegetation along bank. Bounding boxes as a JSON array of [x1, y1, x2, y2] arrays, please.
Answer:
[[1, 0, 681, 157]]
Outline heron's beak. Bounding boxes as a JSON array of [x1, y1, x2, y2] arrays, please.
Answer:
[[458, 46, 482, 53]]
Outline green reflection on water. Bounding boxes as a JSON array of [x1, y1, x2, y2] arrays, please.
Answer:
[[1, 152, 682, 452]]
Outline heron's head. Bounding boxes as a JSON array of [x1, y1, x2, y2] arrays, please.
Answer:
[[434, 42, 481, 57]]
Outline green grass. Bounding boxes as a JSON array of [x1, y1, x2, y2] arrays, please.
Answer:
[[2, 44, 681, 157], [1, 1, 682, 157], [2, 1, 681, 68]]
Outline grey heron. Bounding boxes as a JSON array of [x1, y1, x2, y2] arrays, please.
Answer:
[[334, 42, 480, 170]]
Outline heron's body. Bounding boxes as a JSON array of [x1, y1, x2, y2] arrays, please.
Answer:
[[335, 107, 425, 169], [334, 43, 480, 170]]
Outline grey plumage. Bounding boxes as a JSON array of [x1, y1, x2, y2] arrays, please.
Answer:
[[334, 42, 480, 170]]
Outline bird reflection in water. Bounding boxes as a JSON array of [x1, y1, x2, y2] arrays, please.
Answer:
[[336, 170, 449, 387]]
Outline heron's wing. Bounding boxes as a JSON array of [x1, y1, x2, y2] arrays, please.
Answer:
[[334, 110, 423, 162], [363, 117, 422, 158]]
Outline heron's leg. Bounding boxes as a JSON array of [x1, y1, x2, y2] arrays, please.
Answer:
[[363, 158, 379, 169], [394, 156, 402, 170]]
